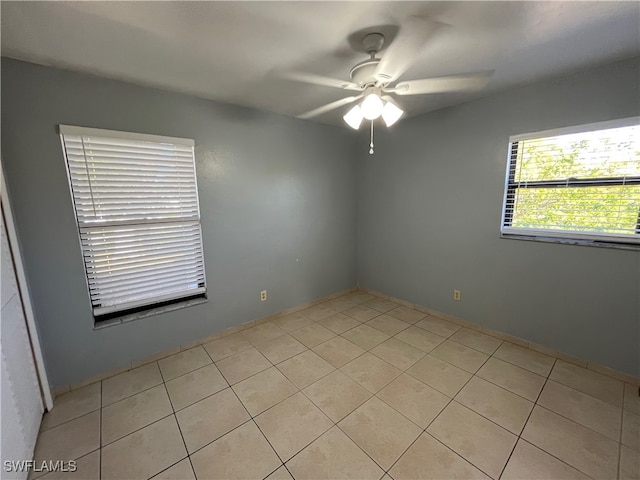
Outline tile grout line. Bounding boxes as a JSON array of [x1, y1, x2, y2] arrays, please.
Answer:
[[385, 351, 497, 478], [506, 357, 619, 480], [205, 336, 303, 476], [159, 365, 193, 477], [496, 357, 557, 480], [507, 358, 614, 480]]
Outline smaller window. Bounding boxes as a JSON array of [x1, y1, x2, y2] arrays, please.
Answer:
[[501, 118, 640, 248], [60, 126, 207, 321]]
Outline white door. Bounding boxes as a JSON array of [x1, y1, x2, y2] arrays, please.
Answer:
[[1, 194, 45, 479]]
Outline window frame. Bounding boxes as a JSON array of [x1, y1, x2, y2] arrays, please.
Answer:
[[500, 117, 640, 249], [59, 125, 208, 322]]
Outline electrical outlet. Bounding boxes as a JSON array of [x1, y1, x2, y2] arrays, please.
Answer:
[[260, 290, 267, 302], [453, 289, 461, 301]]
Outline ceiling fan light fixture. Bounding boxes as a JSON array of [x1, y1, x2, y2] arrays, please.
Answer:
[[360, 92, 384, 120], [381, 101, 404, 127], [343, 104, 364, 130]]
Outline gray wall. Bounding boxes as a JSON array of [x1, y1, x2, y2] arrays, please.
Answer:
[[3, 56, 639, 388], [1, 59, 358, 388], [357, 57, 640, 376]]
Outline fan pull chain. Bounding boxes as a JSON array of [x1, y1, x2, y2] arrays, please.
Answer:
[[369, 120, 374, 155]]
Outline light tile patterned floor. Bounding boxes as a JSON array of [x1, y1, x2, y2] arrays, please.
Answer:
[[32, 292, 640, 480]]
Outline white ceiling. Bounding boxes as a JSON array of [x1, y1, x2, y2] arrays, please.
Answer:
[[2, 1, 639, 126]]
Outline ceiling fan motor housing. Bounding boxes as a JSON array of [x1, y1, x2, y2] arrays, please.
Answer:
[[349, 32, 388, 88]]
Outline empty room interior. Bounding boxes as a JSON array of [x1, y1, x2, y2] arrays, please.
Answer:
[[1, 2, 639, 480]]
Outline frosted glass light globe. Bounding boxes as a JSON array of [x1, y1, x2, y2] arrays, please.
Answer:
[[343, 104, 364, 129], [382, 101, 404, 127], [360, 93, 384, 120]]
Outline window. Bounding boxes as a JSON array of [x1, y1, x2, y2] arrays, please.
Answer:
[[501, 118, 640, 248], [60, 126, 206, 320]]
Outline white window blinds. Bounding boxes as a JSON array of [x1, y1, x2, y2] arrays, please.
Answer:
[[501, 118, 640, 247], [60, 125, 206, 318]]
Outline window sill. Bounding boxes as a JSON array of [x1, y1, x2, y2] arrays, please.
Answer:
[[500, 233, 640, 251], [93, 296, 208, 330]]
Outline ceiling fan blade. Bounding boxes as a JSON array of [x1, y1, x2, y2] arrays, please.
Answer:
[[374, 16, 443, 83], [393, 73, 492, 96], [297, 95, 363, 120], [276, 70, 360, 91]]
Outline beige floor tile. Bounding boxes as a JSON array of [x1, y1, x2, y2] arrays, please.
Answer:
[[277, 350, 335, 389], [407, 354, 471, 397], [476, 357, 546, 401], [190, 421, 280, 479], [37, 450, 100, 480], [623, 409, 640, 452], [538, 380, 622, 441], [255, 334, 307, 364], [501, 440, 590, 480], [450, 328, 502, 355], [521, 406, 619, 479], [389, 433, 490, 480], [318, 312, 360, 334], [101, 362, 163, 406], [494, 342, 555, 376], [165, 363, 228, 411], [265, 466, 293, 480], [371, 338, 425, 370], [157, 346, 212, 381], [151, 459, 195, 480], [343, 304, 381, 322], [377, 374, 449, 428], [273, 311, 314, 333], [427, 401, 517, 479], [287, 426, 384, 480], [324, 296, 359, 312], [216, 346, 272, 384], [341, 323, 389, 350], [290, 323, 336, 348], [431, 340, 489, 373], [625, 383, 640, 415], [313, 336, 365, 368], [344, 292, 374, 304], [255, 392, 333, 461], [387, 306, 426, 324], [620, 445, 640, 480], [300, 304, 338, 321], [366, 315, 411, 336], [41, 383, 101, 430], [415, 316, 460, 338], [176, 387, 250, 453], [550, 360, 624, 407], [33, 411, 100, 466], [339, 397, 422, 470], [341, 352, 402, 393], [101, 384, 173, 445], [101, 416, 187, 480], [364, 298, 399, 313], [455, 377, 534, 434], [395, 326, 445, 353], [241, 322, 286, 345], [303, 370, 372, 422], [233, 367, 298, 416], [203, 332, 252, 361]]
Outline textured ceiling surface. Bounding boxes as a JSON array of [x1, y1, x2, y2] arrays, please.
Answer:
[[2, 1, 639, 126]]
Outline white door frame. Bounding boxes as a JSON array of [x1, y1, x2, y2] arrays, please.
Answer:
[[1, 161, 53, 410]]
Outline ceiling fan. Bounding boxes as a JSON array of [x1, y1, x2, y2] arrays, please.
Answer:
[[280, 17, 491, 153]]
